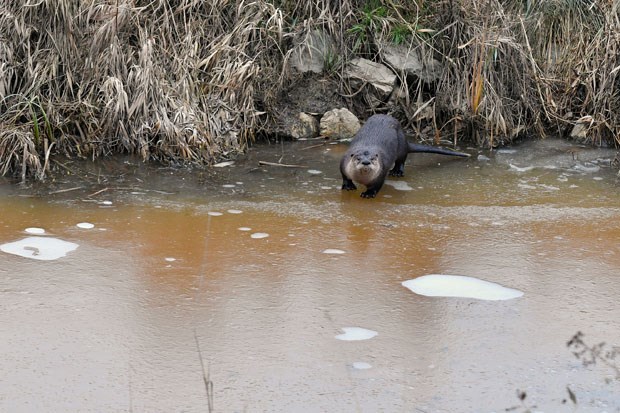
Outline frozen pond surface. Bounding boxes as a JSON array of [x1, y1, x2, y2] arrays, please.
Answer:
[[1, 138, 620, 412]]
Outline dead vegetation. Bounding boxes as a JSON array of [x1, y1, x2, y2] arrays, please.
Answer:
[[1, 0, 619, 180]]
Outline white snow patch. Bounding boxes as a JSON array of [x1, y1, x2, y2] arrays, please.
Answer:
[[1, 237, 79, 261], [322, 248, 345, 254], [335, 327, 378, 341], [402, 274, 523, 301]]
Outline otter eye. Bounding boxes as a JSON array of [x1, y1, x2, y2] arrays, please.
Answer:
[[350, 153, 354, 157]]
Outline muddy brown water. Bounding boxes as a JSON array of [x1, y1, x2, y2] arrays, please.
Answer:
[[1, 138, 620, 412]]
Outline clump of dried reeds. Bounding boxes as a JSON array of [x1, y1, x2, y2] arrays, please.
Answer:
[[428, 0, 548, 147], [1, 1, 287, 180], [520, 0, 620, 146], [1, 0, 618, 180]]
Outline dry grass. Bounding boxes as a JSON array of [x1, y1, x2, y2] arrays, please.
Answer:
[[1, 0, 619, 180], [1, 1, 288, 180]]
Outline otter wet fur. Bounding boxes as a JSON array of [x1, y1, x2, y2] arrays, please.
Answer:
[[340, 114, 470, 198]]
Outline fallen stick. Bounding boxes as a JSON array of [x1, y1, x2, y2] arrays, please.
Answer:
[[87, 187, 109, 197], [49, 186, 84, 195], [301, 143, 327, 150], [258, 160, 308, 168]]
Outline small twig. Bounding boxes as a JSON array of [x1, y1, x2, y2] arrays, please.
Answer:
[[52, 159, 75, 174], [258, 160, 308, 168], [21, 145, 27, 183], [297, 135, 329, 141], [194, 330, 214, 413], [301, 142, 328, 150], [87, 187, 109, 198], [40, 141, 56, 180], [48, 186, 84, 195]]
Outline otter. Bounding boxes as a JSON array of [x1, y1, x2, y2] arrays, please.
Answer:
[[340, 114, 469, 198]]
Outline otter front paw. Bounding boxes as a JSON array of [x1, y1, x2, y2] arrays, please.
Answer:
[[360, 190, 377, 198], [342, 180, 357, 191]]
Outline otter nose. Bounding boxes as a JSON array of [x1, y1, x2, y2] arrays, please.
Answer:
[[361, 160, 371, 166]]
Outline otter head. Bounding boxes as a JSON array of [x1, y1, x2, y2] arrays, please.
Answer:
[[345, 150, 381, 185]]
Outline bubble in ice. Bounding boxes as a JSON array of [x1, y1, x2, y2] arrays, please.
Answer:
[[100, 200, 113, 205], [238, 227, 252, 232], [322, 249, 345, 254], [1, 236, 79, 261], [227, 209, 243, 214], [402, 274, 523, 301], [76, 222, 95, 229], [308, 169, 322, 175], [250, 233, 269, 239], [509, 164, 535, 173], [207, 211, 223, 216], [335, 327, 378, 341], [352, 362, 372, 370], [25, 227, 45, 235], [222, 184, 236, 188], [165, 257, 176, 262]]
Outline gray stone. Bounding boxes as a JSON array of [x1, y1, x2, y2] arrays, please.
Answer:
[[380, 43, 443, 82], [320, 108, 360, 140], [289, 30, 336, 74], [570, 117, 593, 140], [291, 112, 320, 140], [345, 58, 396, 100]]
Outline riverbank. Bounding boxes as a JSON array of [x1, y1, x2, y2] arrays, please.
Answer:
[[1, 1, 619, 180]]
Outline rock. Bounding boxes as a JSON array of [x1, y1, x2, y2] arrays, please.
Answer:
[[345, 58, 396, 100], [291, 112, 319, 140], [289, 30, 336, 74], [320, 108, 360, 139], [570, 116, 593, 140], [263, 75, 347, 139], [379, 43, 443, 82]]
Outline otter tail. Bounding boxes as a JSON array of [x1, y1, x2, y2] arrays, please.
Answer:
[[408, 143, 470, 157]]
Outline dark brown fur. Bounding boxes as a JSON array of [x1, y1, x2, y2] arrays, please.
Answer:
[[340, 114, 469, 198]]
